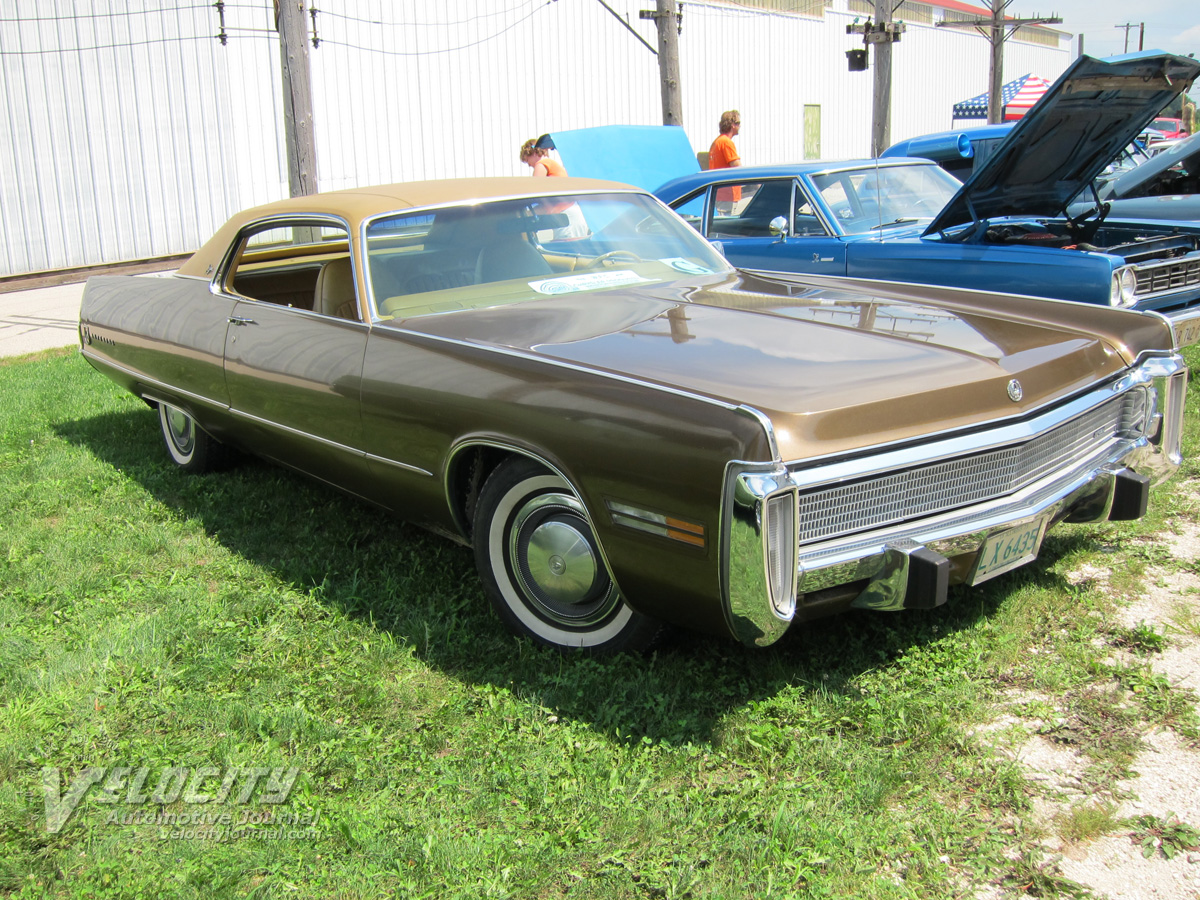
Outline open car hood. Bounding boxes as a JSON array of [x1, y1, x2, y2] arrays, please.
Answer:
[[1107, 131, 1200, 199], [925, 51, 1200, 236]]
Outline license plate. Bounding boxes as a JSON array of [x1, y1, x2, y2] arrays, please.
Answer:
[[1174, 317, 1200, 348], [970, 516, 1048, 585]]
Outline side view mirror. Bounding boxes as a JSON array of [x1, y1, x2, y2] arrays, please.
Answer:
[[769, 216, 790, 242]]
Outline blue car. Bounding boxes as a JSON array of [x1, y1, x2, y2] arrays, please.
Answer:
[[644, 52, 1200, 347], [885, 117, 1200, 225], [882, 123, 1151, 183]]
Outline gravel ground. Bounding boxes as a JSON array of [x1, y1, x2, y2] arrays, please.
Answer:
[[983, 485, 1200, 899]]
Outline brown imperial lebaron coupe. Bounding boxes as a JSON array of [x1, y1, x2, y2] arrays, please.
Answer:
[[80, 178, 1188, 651]]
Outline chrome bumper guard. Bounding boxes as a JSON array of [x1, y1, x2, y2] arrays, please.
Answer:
[[722, 354, 1187, 648]]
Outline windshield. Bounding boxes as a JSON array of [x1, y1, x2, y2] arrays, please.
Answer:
[[364, 192, 731, 319], [810, 164, 961, 235]]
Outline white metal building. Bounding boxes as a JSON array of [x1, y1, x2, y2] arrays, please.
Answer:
[[0, 0, 1071, 277]]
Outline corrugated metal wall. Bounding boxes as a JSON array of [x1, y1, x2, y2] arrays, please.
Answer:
[[0, 0, 1069, 277]]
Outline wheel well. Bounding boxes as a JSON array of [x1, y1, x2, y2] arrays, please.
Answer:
[[447, 445, 534, 541], [447, 444, 577, 543]]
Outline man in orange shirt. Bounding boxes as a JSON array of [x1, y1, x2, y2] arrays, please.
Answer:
[[709, 110, 742, 213]]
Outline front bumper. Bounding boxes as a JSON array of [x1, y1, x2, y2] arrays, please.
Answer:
[[722, 353, 1187, 647], [1163, 304, 1200, 348]]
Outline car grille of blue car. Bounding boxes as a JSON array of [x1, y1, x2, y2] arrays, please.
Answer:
[[793, 390, 1146, 546], [1134, 258, 1200, 297]]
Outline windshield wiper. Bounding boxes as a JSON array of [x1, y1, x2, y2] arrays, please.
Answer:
[[870, 217, 922, 231]]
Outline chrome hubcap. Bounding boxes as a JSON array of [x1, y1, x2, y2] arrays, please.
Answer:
[[165, 406, 194, 453], [508, 491, 617, 626], [525, 519, 599, 604]]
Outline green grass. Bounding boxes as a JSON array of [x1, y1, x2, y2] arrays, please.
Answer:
[[2, 347, 1200, 899]]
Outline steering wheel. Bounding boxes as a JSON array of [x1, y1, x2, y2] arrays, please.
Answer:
[[589, 250, 642, 268]]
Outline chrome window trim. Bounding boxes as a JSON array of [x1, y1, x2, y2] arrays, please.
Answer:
[[793, 177, 838, 237], [210, 212, 352, 294], [209, 213, 365, 323], [358, 188, 725, 322]]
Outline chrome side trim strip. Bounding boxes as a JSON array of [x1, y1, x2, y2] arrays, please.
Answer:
[[80, 351, 228, 414], [363, 453, 434, 477], [83, 351, 434, 476], [735, 405, 780, 463]]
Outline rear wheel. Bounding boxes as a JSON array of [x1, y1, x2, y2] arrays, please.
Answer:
[[473, 458, 662, 652], [157, 402, 226, 473]]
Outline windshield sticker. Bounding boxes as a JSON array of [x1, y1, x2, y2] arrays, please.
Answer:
[[530, 271, 650, 295], [663, 258, 713, 275]]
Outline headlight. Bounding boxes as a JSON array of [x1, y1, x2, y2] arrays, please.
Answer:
[[764, 492, 798, 618], [1110, 267, 1137, 307]]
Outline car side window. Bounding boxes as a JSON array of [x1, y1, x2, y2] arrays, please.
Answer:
[[672, 191, 707, 235], [707, 182, 788, 238], [792, 187, 827, 236], [224, 221, 359, 321]]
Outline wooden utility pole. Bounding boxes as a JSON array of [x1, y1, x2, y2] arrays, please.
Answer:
[[641, 0, 683, 126], [937, 1, 1061, 124], [872, 0, 893, 157], [1115, 22, 1144, 53], [847, 3, 904, 156], [275, 0, 318, 196]]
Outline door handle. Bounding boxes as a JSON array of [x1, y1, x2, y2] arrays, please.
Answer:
[[228, 316, 257, 326]]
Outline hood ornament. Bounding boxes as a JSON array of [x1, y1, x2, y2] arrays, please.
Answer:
[[1007, 379, 1023, 402]]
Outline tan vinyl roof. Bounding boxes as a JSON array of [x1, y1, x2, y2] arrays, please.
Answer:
[[177, 176, 637, 279]]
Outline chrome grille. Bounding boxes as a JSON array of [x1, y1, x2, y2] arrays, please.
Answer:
[[794, 391, 1145, 546], [1134, 258, 1200, 297]]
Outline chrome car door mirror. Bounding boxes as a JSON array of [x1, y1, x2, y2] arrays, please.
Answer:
[[769, 216, 790, 242]]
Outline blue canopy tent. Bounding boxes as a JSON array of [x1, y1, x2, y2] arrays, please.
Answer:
[[952, 74, 1051, 121]]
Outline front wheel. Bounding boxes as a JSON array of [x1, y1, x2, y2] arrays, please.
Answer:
[[473, 458, 662, 652], [157, 402, 227, 472]]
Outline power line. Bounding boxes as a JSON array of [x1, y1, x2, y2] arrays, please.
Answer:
[[313, 4, 548, 57], [316, 0, 545, 29], [0, 4, 224, 24], [0, 35, 222, 56]]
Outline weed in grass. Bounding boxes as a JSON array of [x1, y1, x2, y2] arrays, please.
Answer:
[[1037, 688, 1142, 774], [1108, 621, 1166, 654], [1128, 812, 1200, 860], [1004, 849, 1096, 899], [1111, 663, 1200, 731], [1054, 802, 1121, 845]]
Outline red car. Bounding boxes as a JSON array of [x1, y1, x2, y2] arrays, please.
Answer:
[[1152, 116, 1190, 139]]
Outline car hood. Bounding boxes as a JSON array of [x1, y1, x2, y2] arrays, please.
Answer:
[[396, 274, 1157, 461], [1106, 131, 1200, 199], [925, 51, 1200, 236]]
